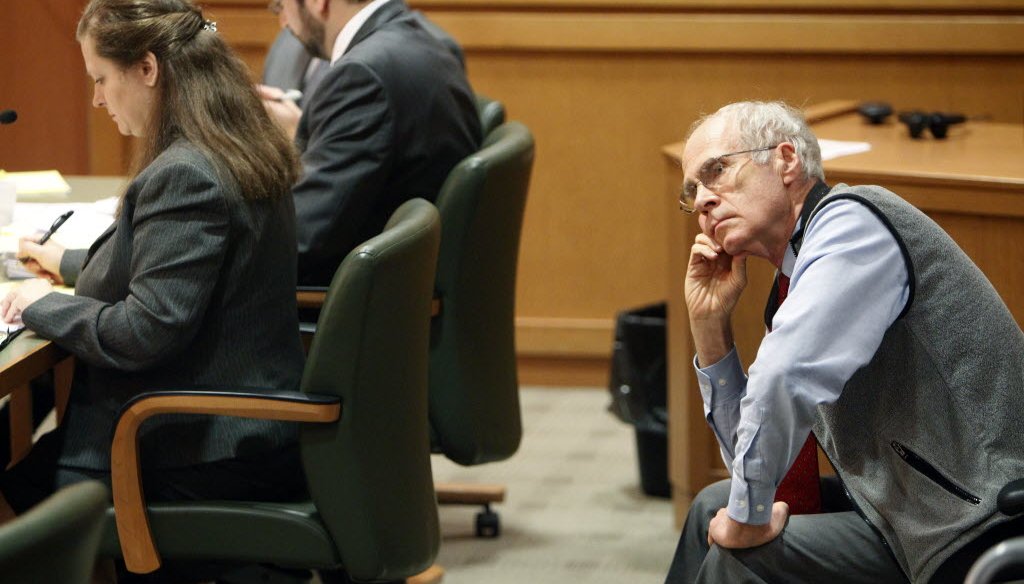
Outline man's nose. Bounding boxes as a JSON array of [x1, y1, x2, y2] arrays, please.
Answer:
[[693, 184, 718, 211]]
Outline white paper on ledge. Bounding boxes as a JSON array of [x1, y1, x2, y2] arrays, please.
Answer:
[[0, 199, 117, 253], [818, 139, 872, 161]]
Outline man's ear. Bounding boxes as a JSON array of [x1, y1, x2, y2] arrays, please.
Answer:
[[776, 142, 803, 186], [307, 0, 330, 19], [138, 51, 159, 88]]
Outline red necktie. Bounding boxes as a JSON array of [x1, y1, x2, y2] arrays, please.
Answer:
[[771, 273, 822, 515]]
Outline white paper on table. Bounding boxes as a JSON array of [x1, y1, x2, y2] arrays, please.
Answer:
[[0, 198, 117, 253], [818, 139, 872, 161]]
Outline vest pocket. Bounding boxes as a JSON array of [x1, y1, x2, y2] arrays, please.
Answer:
[[890, 441, 980, 505]]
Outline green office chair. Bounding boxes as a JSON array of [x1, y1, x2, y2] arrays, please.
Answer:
[[475, 94, 507, 137], [430, 122, 534, 537], [0, 480, 109, 584], [100, 199, 442, 582], [964, 479, 1024, 584]]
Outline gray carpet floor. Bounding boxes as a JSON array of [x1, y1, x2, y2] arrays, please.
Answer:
[[430, 386, 679, 584]]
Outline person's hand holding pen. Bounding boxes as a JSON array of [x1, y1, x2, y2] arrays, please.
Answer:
[[18, 237, 65, 285], [17, 210, 72, 285], [257, 84, 302, 140]]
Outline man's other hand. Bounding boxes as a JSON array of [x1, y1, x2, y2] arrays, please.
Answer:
[[707, 502, 789, 549], [257, 84, 302, 141]]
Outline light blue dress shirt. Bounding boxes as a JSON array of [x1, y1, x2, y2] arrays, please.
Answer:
[[694, 198, 911, 524]]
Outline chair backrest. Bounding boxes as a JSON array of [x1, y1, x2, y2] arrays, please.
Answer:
[[475, 94, 507, 137], [300, 198, 441, 582], [429, 121, 535, 466], [0, 481, 109, 584]]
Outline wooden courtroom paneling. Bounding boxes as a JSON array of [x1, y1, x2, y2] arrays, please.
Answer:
[[76, 2, 1024, 388], [413, 0, 1023, 11], [0, 0, 90, 174]]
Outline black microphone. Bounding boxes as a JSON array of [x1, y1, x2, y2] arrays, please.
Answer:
[[0, 110, 16, 125]]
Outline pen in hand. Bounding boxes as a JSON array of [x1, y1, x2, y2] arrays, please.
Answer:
[[19, 210, 74, 262], [39, 210, 74, 245], [274, 89, 302, 103], [0, 327, 25, 352]]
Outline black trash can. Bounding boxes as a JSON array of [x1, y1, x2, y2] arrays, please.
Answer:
[[607, 302, 670, 498]]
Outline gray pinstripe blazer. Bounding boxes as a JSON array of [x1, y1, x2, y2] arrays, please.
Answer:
[[22, 141, 305, 471]]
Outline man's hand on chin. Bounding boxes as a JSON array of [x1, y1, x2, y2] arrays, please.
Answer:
[[707, 502, 790, 549]]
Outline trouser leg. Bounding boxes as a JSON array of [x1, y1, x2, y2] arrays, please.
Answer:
[[665, 479, 731, 583], [696, 510, 907, 584]]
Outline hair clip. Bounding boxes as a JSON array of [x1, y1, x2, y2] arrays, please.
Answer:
[[202, 20, 217, 32]]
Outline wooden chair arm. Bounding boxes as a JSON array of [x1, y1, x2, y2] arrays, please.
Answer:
[[296, 286, 328, 309], [110, 390, 341, 574], [300, 285, 439, 321], [435, 482, 506, 505]]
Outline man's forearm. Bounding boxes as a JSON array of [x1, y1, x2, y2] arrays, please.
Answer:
[[691, 316, 735, 368]]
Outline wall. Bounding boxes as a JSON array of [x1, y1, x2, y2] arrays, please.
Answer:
[[412, 0, 1024, 385], [4, 0, 1023, 386], [0, 0, 90, 174]]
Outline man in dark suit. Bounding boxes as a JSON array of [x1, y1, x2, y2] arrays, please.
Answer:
[[264, 0, 481, 285], [261, 13, 465, 109]]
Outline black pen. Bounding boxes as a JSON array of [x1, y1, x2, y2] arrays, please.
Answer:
[[0, 327, 26, 352], [38, 210, 75, 245], [18, 210, 74, 263]]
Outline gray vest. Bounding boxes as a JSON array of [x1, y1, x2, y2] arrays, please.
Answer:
[[808, 184, 1024, 582]]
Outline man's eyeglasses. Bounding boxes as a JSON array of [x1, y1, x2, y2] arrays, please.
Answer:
[[268, 0, 283, 14], [678, 145, 778, 214]]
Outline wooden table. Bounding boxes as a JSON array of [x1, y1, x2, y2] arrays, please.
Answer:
[[662, 101, 1024, 524], [0, 325, 72, 467]]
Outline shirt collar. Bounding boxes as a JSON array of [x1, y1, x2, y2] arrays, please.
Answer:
[[782, 180, 831, 276], [329, 0, 394, 65], [782, 218, 800, 277]]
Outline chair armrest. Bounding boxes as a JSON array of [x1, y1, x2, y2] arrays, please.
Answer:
[[111, 389, 341, 574], [965, 536, 1024, 584], [296, 286, 328, 309], [998, 478, 1024, 516], [300, 289, 438, 317]]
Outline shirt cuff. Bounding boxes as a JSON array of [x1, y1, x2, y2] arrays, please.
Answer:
[[59, 249, 88, 287], [726, 476, 775, 525], [693, 347, 745, 413]]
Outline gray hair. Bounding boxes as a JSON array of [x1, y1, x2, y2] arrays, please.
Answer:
[[690, 101, 824, 182]]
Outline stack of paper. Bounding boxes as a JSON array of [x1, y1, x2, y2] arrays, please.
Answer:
[[0, 170, 72, 200]]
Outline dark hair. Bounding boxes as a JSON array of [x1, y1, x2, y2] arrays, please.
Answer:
[[78, 0, 300, 200]]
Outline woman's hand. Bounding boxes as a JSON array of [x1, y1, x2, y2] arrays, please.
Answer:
[[1, 279, 54, 325], [18, 237, 65, 285]]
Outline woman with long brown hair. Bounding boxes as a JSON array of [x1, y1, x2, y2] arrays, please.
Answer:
[[1, 0, 306, 531]]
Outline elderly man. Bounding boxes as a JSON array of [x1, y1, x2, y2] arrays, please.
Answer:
[[264, 0, 481, 285], [665, 101, 1024, 583]]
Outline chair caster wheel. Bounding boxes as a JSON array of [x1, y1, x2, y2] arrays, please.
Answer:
[[475, 508, 500, 538]]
